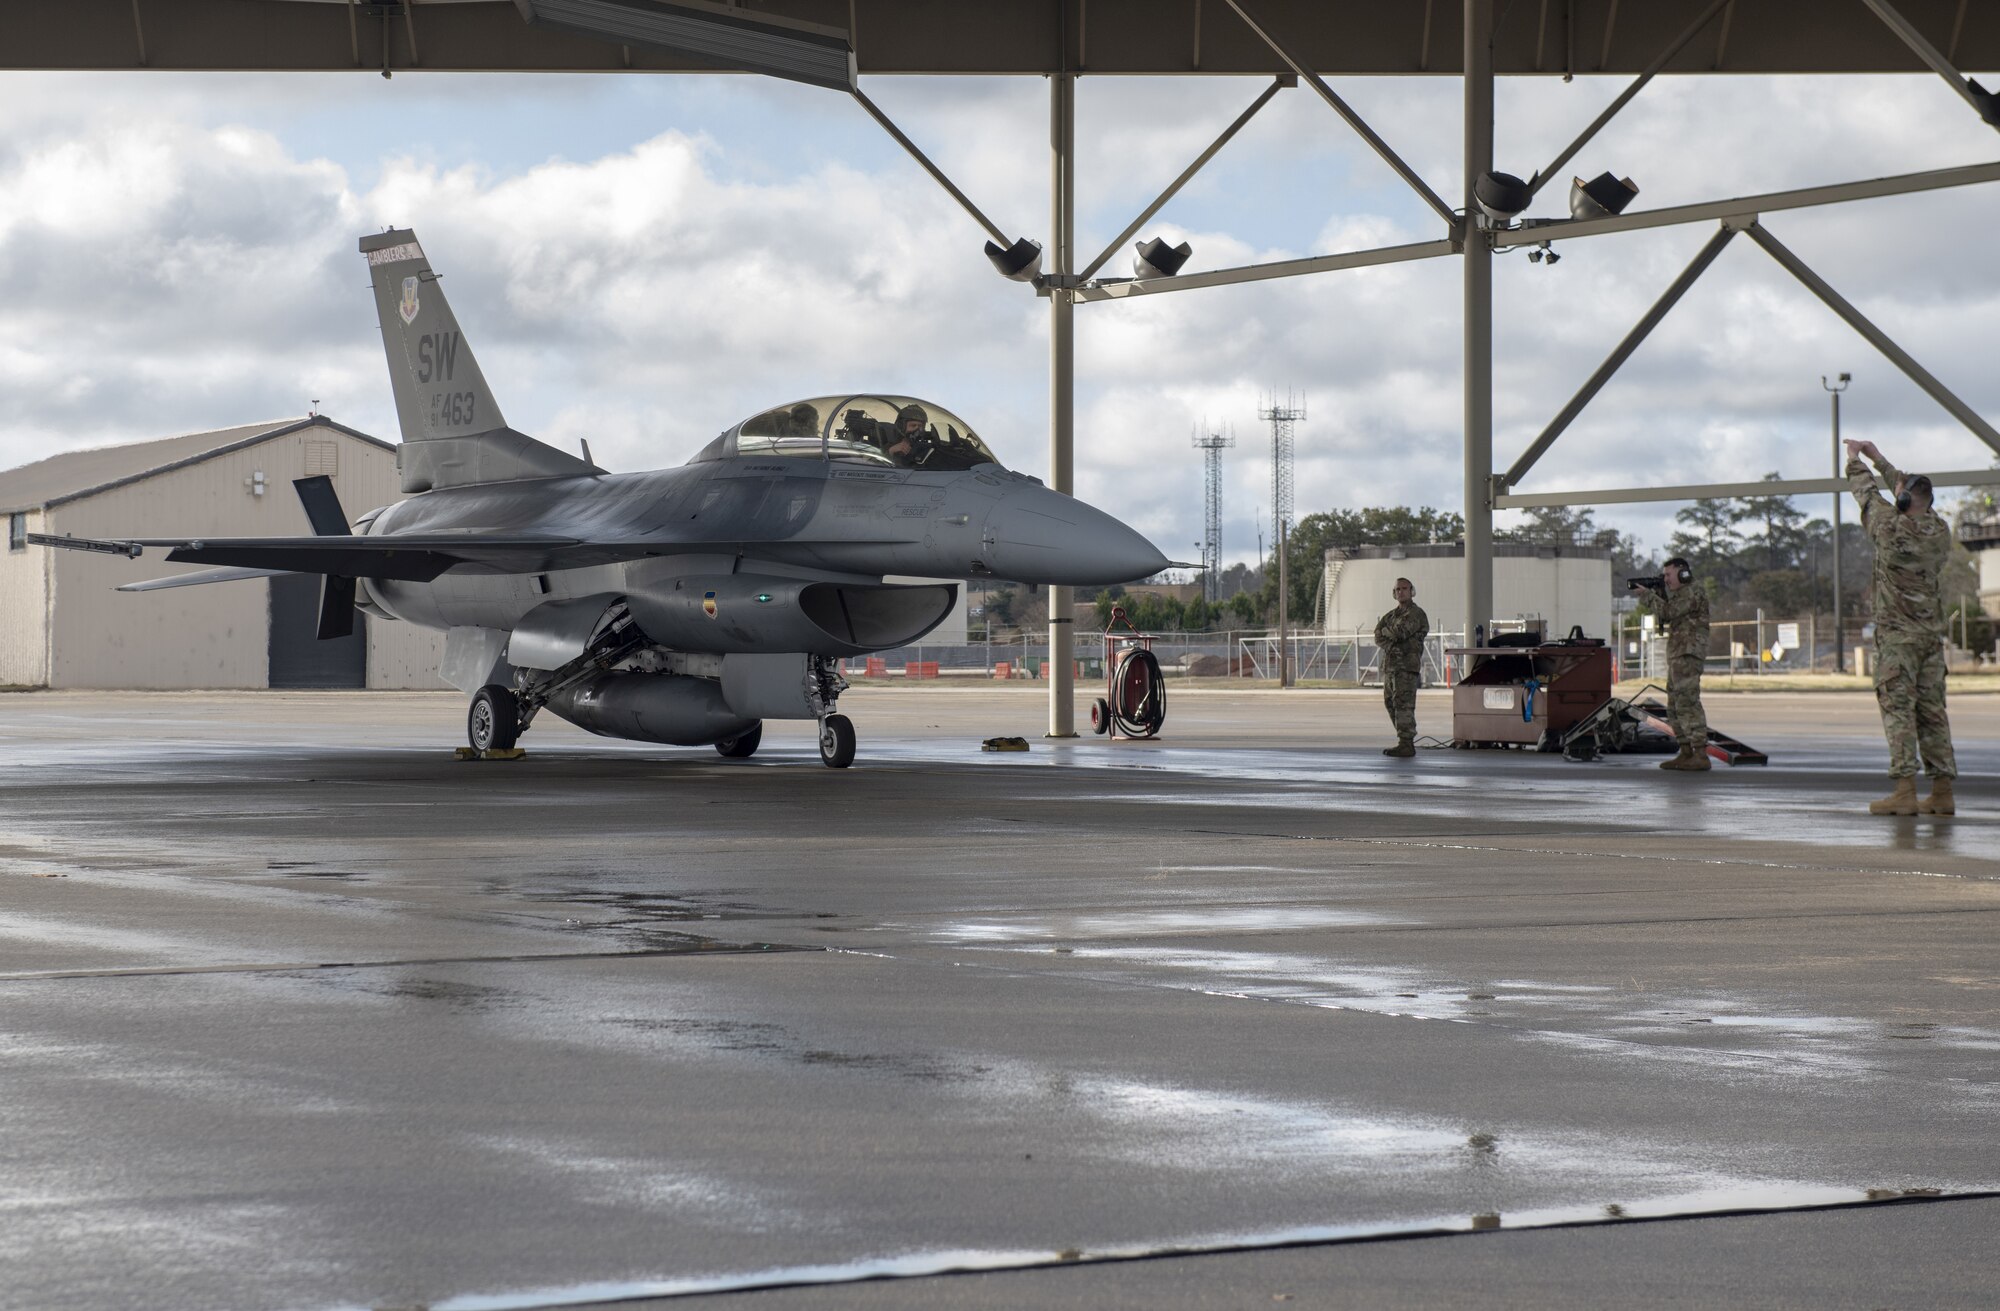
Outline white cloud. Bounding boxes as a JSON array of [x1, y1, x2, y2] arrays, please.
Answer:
[[0, 70, 1994, 566]]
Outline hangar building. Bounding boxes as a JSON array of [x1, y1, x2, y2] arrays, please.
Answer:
[[1, 416, 446, 690], [1323, 542, 1613, 644]]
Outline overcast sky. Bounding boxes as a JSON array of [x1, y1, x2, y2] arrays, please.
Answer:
[[0, 63, 1995, 564]]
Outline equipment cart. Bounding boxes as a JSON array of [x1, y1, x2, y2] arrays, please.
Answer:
[[1090, 605, 1167, 740], [1447, 633, 1612, 749]]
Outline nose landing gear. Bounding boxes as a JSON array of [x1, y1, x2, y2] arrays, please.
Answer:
[[818, 713, 856, 768]]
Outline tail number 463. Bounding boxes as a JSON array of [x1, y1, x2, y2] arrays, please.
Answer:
[[431, 391, 478, 428]]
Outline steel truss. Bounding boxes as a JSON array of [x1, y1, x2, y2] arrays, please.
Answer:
[[839, 0, 2000, 720]]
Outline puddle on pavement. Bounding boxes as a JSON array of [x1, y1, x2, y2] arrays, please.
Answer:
[[421, 1181, 1992, 1311], [959, 943, 2000, 1072], [935, 907, 1406, 942]]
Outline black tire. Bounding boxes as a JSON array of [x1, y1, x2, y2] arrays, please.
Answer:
[[818, 713, 856, 769], [715, 722, 764, 759], [468, 685, 520, 752], [1091, 697, 1112, 735]]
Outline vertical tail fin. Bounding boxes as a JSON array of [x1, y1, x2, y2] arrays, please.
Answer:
[[359, 229, 599, 492]]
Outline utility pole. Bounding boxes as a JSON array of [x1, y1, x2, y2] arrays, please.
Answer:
[[1823, 371, 1850, 674]]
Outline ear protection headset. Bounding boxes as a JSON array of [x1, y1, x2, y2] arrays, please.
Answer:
[[1896, 474, 1933, 514], [1664, 560, 1692, 585]]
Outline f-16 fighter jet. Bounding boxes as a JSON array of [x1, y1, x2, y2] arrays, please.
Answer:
[[35, 230, 1169, 767]]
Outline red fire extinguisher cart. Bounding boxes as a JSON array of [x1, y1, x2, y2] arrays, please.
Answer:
[[1091, 605, 1167, 740]]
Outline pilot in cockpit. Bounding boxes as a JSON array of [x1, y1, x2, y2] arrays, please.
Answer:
[[784, 402, 820, 438], [886, 403, 931, 465]]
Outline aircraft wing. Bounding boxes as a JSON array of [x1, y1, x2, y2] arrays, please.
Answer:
[[140, 534, 589, 579], [35, 529, 930, 581]]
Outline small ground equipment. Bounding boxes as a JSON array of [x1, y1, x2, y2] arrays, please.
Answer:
[[1090, 605, 1167, 740]]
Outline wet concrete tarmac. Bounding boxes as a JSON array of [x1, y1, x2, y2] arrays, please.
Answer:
[[0, 687, 1994, 1310]]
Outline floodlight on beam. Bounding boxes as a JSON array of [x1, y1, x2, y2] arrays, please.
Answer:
[[511, 0, 854, 90], [1133, 237, 1193, 280], [1571, 172, 1640, 220], [985, 237, 1044, 283], [1474, 171, 1533, 223]]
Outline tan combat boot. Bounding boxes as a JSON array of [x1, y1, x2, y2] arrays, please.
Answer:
[[1869, 778, 1919, 815], [1383, 738, 1416, 758], [1661, 744, 1710, 771], [1918, 776, 1955, 816]]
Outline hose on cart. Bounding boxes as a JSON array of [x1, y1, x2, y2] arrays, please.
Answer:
[[1110, 647, 1167, 738]]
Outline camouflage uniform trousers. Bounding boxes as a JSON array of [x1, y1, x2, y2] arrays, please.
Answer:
[[1383, 665, 1419, 741], [1667, 653, 1708, 752], [1874, 635, 1956, 779]]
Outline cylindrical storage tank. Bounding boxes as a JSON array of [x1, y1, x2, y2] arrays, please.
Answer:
[[544, 671, 757, 746]]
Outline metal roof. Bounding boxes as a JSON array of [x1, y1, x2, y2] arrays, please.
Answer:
[[0, 416, 391, 514], [13, 0, 1998, 75]]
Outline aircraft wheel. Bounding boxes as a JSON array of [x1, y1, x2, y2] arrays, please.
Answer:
[[468, 685, 520, 752], [1091, 697, 1112, 735], [715, 722, 763, 759], [818, 714, 856, 769]]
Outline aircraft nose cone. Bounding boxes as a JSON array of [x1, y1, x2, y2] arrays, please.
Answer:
[[984, 484, 1170, 584]]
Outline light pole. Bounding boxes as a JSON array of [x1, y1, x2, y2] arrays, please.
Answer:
[[1822, 372, 1850, 674]]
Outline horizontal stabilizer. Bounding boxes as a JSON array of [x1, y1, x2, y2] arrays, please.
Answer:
[[119, 566, 294, 593]]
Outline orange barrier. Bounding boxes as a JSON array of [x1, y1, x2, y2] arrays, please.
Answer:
[[993, 661, 1013, 679], [863, 657, 887, 678], [905, 661, 940, 680]]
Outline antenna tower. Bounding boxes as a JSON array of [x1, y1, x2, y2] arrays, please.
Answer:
[[1259, 391, 1305, 552], [1191, 424, 1235, 601]]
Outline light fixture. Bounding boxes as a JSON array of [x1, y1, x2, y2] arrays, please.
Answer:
[[1570, 172, 1640, 220], [1133, 237, 1192, 280], [984, 236, 1044, 282], [1474, 170, 1532, 223], [1526, 241, 1559, 265], [511, 0, 854, 90]]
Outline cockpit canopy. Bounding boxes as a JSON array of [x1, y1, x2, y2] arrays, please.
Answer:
[[695, 394, 1003, 472]]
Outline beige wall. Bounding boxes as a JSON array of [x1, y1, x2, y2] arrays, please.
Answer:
[[41, 424, 446, 689], [1326, 554, 1614, 643], [1, 508, 50, 686]]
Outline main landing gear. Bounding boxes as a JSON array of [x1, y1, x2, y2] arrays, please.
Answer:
[[468, 684, 521, 752], [818, 714, 856, 769]]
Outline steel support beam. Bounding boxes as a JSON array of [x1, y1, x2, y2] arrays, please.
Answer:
[[1047, 68, 1078, 738], [1075, 75, 1291, 284], [1526, 0, 1732, 201], [1858, 0, 2000, 127], [1495, 159, 2000, 248], [1463, 0, 1494, 647], [852, 87, 1011, 246], [1222, 0, 1457, 228], [1746, 222, 2000, 457], [1496, 467, 2000, 510], [1071, 237, 1456, 302], [1501, 222, 1738, 489]]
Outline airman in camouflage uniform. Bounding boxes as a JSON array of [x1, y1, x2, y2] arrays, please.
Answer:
[[1847, 439, 1956, 816], [1374, 578, 1428, 758], [1636, 559, 1710, 771]]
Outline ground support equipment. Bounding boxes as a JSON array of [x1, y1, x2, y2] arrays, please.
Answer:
[[1090, 605, 1166, 740]]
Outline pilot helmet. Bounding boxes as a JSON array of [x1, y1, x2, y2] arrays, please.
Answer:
[[896, 403, 928, 435], [789, 402, 819, 435]]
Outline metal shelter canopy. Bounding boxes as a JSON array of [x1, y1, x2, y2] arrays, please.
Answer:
[[13, 0, 2000, 732], [14, 1, 2000, 74]]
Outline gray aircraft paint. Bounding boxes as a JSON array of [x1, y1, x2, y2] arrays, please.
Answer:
[[40, 229, 1170, 761]]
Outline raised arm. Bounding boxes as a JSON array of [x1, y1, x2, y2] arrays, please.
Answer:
[[1844, 439, 1891, 524]]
